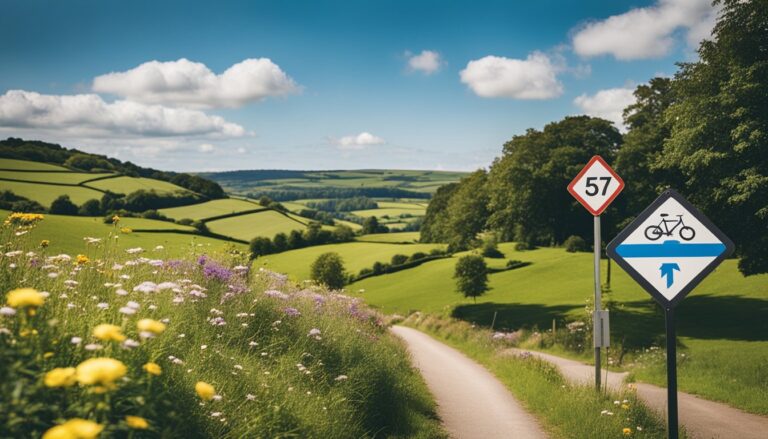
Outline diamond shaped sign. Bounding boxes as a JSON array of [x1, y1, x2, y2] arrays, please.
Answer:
[[567, 155, 625, 216], [607, 189, 734, 308]]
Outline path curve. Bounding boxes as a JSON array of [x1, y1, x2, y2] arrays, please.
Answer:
[[391, 326, 548, 439], [506, 348, 768, 439]]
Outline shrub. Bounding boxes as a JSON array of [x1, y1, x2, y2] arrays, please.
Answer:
[[77, 199, 102, 216], [564, 235, 589, 252], [49, 195, 78, 215], [390, 254, 409, 266], [310, 252, 347, 290], [481, 240, 505, 258], [176, 218, 194, 226], [408, 252, 427, 262]]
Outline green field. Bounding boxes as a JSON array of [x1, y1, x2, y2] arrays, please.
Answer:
[[118, 217, 196, 231], [350, 242, 768, 414], [0, 170, 114, 184], [158, 198, 261, 220], [0, 158, 69, 171], [0, 209, 244, 257], [356, 232, 421, 243], [255, 241, 446, 282], [206, 210, 307, 242], [351, 207, 426, 218], [85, 175, 189, 194], [0, 179, 105, 206]]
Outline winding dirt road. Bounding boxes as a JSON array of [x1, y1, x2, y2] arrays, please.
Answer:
[[391, 325, 549, 439]]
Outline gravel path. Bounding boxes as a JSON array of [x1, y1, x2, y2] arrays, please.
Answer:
[[391, 325, 548, 439], [506, 348, 768, 439]]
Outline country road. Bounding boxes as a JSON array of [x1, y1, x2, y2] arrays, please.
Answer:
[[391, 325, 548, 439], [506, 348, 768, 439]]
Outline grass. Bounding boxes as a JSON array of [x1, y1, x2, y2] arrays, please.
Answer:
[[0, 170, 115, 184], [84, 176, 189, 195], [356, 232, 421, 243], [0, 219, 447, 438], [158, 199, 261, 221], [0, 210, 244, 257], [351, 208, 426, 219], [117, 217, 196, 231], [0, 158, 69, 171], [351, 242, 768, 414], [255, 241, 446, 282], [206, 210, 307, 242], [0, 180, 105, 206], [403, 314, 673, 439]]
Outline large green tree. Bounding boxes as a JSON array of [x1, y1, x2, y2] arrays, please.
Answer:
[[420, 182, 458, 243], [453, 255, 489, 302], [659, 0, 768, 275], [310, 252, 347, 290], [443, 170, 490, 250]]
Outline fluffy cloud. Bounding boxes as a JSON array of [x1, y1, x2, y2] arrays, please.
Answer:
[[198, 143, 216, 153], [573, 87, 636, 131], [572, 0, 719, 60], [407, 50, 442, 75], [459, 52, 563, 99], [333, 132, 386, 150], [0, 90, 245, 138], [92, 58, 300, 108]]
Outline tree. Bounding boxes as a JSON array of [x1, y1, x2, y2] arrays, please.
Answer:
[[658, 0, 768, 275], [310, 252, 346, 290], [78, 199, 102, 216], [249, 237, 274, 258], [49, 195, 78, 215], [453, 255, 489, 302], [390, 254, 408, 266], [332, 224, 355, 242], [444, 170, 490, 250], [420, 183, 458, 243], [272, 233, 288, 252], [361, 216, 387, 234]]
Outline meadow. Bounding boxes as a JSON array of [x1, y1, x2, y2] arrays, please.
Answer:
[[0, 213, 446, 438], [206, 211, 310, 243], [158, 198, 263, 221]]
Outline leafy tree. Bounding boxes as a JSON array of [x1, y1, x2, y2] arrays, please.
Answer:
[[420, 183, 458, 242], [64, 153, 113, 171], [287, 229, 306, 249], [78, 199, 102, 216], [444, 170, 490, 250], [658, 0, 768, 275], [249, 237, 274, 258], [453, 255, 489, 302], [332, 224, 355, 242], [361, 216, 387, 234], [310, 252, 347, 290], [272, 233, 288, 252], [49, 195, 78, 215], [390, 254, 408, 266]]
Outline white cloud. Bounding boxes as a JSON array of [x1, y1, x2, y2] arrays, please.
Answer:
[[572, 0, 719, 60], [0, 90, 246, 138], [407, 50, 442, 75], [92, 58, 300, 109], [333, 132, 386, 150], [199, 143, 215, 153], [459, 52, 564, 100], [573, 87, 637, 131]]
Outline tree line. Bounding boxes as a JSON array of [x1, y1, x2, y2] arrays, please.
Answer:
[[422, 0, 767, 276]]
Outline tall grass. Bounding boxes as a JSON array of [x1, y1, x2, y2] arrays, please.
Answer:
[[0, 213, 445, 438], [403, 313, 681, 439]]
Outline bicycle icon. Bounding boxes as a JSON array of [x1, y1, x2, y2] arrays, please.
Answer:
[[644, 213, 696, 241]]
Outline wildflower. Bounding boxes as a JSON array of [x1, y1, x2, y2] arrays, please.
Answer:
[[40, 239, 50, 248], [71, 337, 82, 345], [75, 357, 127, 387], [283, 307, 301, 317], [44, 367, 77, 387], [76, 254, 89, 265], [119, 307, 136, 315], [0, 306, 16, 316], [44, 352, 54, 359], [137, 319, 166, 335], [125, 416, 149, 429], [122, 339, 140, 348], [6, 287, 44, 308], [623, 427, 632, 435], [112, 215, 120, 223], [334, 375, 349, 382], [42, 419, 103, 439], [143, 362, 162, 376], [125, 247, 143, 254], [96, 302, 109, 310], [84, 343, 103, 351], [92, 324, 126, 342], [246, 393, 256, 401], [195, 381, 216, 401], [133, 281, 158, 293], [621, 403, 630, 410], [116, 288, 129, 296], [120, 227, 133, 234], [83, 237, 101, 245]]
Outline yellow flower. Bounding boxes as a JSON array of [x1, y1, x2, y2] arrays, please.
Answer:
[[111, 215, 120, 224], [137, 319, 166, 335], [195, 381, 216, 401], [621, 403, 630, 410], [623, 427, 632, 436], [44, 352, 55, 359], [19, 328, 39, 337], [76, 254, 89, 265], [5, 212, 45, 226], [40, 239, 50, 248], [42, 419, 103, 439], [143, 362, 162, 376], [92, 324, 126, 342], [120, 227, 133, 234], [75, 357, 127, 387], [44, 367, 77, 387], [6, 287, 45, 308], [125, 415, 149, 429]]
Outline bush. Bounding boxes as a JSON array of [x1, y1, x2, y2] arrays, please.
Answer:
[[564, 235, 589, 252], [176, 218, 194, 226], [310, 252, 347, 290], [390, 254, 409, 266], [49, 195, 78, 215], [77, 199, 102, 216], [408, 252, 427, 262], [481, 240, 505, 258]]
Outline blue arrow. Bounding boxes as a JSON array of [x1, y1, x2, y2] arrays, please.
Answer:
[[660, 263, 680, 288]]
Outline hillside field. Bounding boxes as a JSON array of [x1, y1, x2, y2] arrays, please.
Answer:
[[205, 210, 309, 242], [158, 198, 263, 220]]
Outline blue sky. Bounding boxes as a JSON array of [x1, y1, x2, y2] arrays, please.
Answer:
[[0, 0, 718, 171]]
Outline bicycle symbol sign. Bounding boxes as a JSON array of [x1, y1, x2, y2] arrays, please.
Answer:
[[607, 190, 734, 307]]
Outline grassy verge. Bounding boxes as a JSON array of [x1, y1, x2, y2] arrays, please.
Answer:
[[0, 213, 446, 438], [402, 313, 679, 439]]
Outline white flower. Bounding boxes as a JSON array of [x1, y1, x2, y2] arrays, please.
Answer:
[[112, 264, 124, 271], [119, 307, 137, 315], [133, 281, 158, 293], [308, 328, 321, 337], [71, 337, 82, 345], [48, 272, 59, 278], [122, 339, 140, 348], [148, 304, 157, 310], [83, 237, 102, 244], [212, 395, 222, 401], [84, 343, 103, 351], [4, 250, 22, 257], [201, 345, 207, 350], [0, 307, 16, 316], [246, 394, 256, 401], [126, 247, 144, 254], [211, 412, 222, 417], [116, 288, 129, 296], [96, 302, 109, 310], [154, 245, 164, 250], [234, 365, 243, 370], [66, 303, 77, 310]]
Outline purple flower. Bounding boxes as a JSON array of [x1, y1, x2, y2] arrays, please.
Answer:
[[283, 307, 301, 317], [203, 261, 233, 282], [264, 290, 289, 300]]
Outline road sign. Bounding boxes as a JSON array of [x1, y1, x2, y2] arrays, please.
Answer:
[[606, 189, 734, 307], [567, 155, 625, 216], [606, 189, 734, 439]]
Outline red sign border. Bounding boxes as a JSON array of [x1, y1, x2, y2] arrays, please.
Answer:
[[567, 155, 625, 216]]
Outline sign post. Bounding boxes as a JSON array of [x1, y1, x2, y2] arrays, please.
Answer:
[[606, 189, 734, 438], [567, 155, 624, 391]]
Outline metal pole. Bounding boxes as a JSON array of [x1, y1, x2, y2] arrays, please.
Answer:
[[665, 307, 679, 439], [594, 215, 601, 391]]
